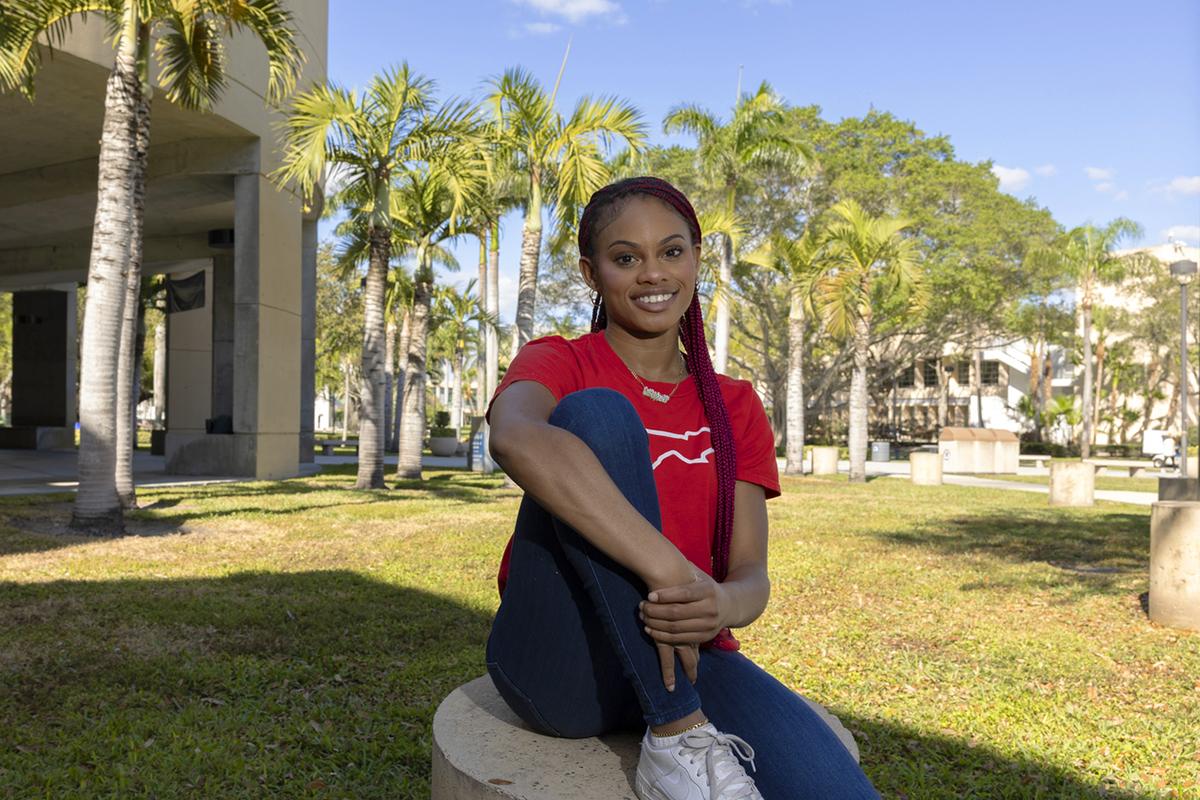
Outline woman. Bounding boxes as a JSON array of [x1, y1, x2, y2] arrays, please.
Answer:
[[485, 176, 879, 799]]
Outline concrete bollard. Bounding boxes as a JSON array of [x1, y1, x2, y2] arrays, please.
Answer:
[[909, 452, 943, 485], [1049, 461, 1094, 507], [1150, 501, 1200, 632], [811, 446, 839, 476]]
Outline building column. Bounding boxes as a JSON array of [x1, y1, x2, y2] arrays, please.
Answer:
[[211, 254, 235, 422], [233, 170, 302, 479], [5, 287, 76, 449], [165, 265, 214, 463], [299, 218, 317, 463]]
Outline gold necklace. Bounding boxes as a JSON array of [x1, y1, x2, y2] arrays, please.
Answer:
[[623, 352, 689, 403]]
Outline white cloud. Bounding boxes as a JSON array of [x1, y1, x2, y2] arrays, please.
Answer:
[[1165, 225, 1200, 244], [1094, 181, 1115, 194], [1167, 175, 1200, 195], [1033, 164, 1057, 177], [992, 165, 1030, 192], [524, 21, 562, 33], [1113, 189, 1128, 201], [1085, 166, 1115, 181], [512, 0, 624, 23]]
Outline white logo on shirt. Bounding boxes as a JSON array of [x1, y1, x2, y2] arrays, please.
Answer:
[[646, 427, 714, 470]]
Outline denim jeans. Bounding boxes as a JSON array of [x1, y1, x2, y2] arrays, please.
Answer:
[[486, 388, 880, 799]]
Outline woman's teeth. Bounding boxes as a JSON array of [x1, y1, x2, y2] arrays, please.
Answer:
[[637, 293, 674, 304]]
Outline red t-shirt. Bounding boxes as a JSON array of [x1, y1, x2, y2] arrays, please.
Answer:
[[486, 331, 781, 649]]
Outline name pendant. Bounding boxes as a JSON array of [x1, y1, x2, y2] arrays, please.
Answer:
[[642, 386, 671, 403]]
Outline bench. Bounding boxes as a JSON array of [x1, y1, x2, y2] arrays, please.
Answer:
[[431, 674, 859, 799], [1018, 454, 1052, 470], [317, 439, 358, 455], [1083, 459, 1157, 478]]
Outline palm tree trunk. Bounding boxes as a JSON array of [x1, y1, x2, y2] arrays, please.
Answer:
[[397, 251, 433, 480], [452, 350, 464, 435], [384, 318, 395, 455], [71, 2, 140, 533], [152, 320, 166, 427], [341, 359, 351, 442], [487, 219, 500, 402], [515, 181, 542, 350], [848, 316, 870, 483], [389, 308, 409, 452], [115, 48, 151, 510], [356, 225, 389, 489], [1080, 301, 1093, 458], [713, 233, 733, 374], [784, 280, 805, 474]]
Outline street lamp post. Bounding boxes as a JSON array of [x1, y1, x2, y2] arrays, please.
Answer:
[[1169, 260, 1197, 480]]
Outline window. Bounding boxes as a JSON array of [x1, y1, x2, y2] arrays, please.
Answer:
[[981, 360, 1000, 386], [922, 360, 939, 386], [957, 360, 970, 382], [898, 365, 915, 388]]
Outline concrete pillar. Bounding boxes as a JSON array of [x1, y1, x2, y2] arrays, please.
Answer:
[[1049, 461, 1094, 507], [910, 451, 942, 485], [299, 218, 317, 463], [811, 446, 839, 476], [233, 171, 301, 478], [211, 254, 234, 421], [6, 288, 76, 449], [152, 320, 166, 425], [11, 288, 76, 427], [165, 265, 214, 448], [1149, 501, 1200, 632]]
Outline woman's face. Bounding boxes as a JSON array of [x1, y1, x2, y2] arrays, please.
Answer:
[[579, 195, 701, 338]]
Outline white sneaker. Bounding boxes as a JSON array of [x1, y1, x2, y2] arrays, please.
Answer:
[[634, 722, 763, 799]]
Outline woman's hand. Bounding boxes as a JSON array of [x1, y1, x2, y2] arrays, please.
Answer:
[[640, 564, 730, 690]]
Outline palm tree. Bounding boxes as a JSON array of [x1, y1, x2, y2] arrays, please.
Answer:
[[434, 281, 490, 434], [664, 81, 810, 373], [274, 65, 476, 488], [391, 165, 479, 480], [1055, 220, 1148, 458], [487, 64, 645, 350], [815, 200, 925, 483], [1, 0, 304, 532], [744, 228, 825, 474]]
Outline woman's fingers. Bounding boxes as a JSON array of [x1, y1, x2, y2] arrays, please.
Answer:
[[645, 626, 716, 645], [656, 641, 676, 691], [677, 644, 699, 684]]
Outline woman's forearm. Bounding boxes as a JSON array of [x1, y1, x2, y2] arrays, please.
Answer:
[[720, 565, 771, 629], [490, 420, 694, 590]]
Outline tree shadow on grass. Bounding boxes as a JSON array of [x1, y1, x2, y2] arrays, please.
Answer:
[[0, 570, 493, 799], [874, 509, 1150, 599], [835, 711, 1159, 799]]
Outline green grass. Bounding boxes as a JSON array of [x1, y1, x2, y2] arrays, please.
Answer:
[[0, 469, 1195, 798]]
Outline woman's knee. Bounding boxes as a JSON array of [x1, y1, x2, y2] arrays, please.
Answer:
[[548, 388, 648, 466]]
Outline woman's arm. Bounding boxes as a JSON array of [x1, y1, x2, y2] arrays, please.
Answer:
[[638, 480, 771, 641], [488, 380, 696, 591]]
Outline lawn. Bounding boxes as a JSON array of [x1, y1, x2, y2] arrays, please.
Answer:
[[0, 469, 1195, 798], [981, 473, 1161, 494]]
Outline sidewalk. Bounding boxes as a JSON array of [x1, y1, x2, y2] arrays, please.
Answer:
[[775, 456, 1157, 507]]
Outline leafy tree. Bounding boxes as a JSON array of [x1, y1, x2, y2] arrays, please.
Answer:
[[1, 0, 303, 532], [664, 82, 810, 373], [488, 64, 645, 350], [274, 65, 477, 488], [815, 200, 925, 482]]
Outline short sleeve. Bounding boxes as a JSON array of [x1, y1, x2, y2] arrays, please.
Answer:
[[726, 380, 781, 499], [485, 336, 583, 422]]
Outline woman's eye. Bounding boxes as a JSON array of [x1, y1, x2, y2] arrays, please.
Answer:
[[665, 246, 682, 258], [615, 254, 635, 265]]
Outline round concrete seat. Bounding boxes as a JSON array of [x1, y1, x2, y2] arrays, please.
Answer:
[[431, 675, 859, 799]]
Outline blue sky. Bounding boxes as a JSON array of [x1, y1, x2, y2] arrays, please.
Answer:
[[326, 0, 1200, 324]]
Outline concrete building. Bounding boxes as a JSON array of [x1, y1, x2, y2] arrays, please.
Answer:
[[0, 3, 328, 478]]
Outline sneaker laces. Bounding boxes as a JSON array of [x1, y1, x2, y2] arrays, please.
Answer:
[[679, 728, 759, 798]]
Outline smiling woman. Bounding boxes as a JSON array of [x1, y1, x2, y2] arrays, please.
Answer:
[[482, 176, 880, 799]]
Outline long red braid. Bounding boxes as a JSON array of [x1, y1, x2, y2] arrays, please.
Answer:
[[579, 177, 739, 582]]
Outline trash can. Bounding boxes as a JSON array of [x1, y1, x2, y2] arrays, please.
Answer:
[[869, 441, 891, 462]]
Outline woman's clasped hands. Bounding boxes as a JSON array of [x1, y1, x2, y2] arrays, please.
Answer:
[[639, 563, 730, 692]]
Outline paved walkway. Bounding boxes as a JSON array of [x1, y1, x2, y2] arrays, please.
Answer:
[[0, 448, 467, 497], [779, 457, 1157, 507]]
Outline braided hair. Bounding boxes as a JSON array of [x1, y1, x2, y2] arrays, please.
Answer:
[[578, 177, 739, 582]]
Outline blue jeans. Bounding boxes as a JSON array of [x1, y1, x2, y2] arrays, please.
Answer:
[[486, 389, 880, 799]]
